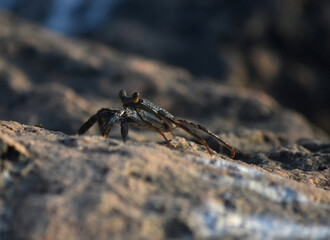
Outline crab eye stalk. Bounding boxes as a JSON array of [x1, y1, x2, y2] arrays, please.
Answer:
[[119, 90, 127, 100], [132, 92, 140, 103]]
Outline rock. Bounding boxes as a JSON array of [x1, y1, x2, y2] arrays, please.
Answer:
[[248, 140, 330, 190], [89, 0, 330, 135], [0, 11, 330, 240], [1, 120, 330, 240], [0, 11, 327, 142], [1, 1, 330, 134], [0, 0, 119, 35]]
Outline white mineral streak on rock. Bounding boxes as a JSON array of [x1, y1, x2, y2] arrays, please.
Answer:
[[192, 199, 330, 240], [192, 156, 310, 203], [194, 156, 266, 177]]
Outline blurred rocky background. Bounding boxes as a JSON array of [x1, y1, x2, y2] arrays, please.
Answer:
[[1, 0, 329, 134], [0, 1, 330, 239]]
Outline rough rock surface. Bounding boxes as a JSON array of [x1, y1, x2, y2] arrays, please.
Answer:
[[0, 11, 326, 140], [0, 11, 330, 240], [2, 0, 329, 134], [88, 0, 330, 135], [1, 121, 330, 240]]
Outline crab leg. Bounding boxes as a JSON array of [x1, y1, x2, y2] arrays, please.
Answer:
[[135, 109, 170, 146], [156, 110, 215, 157], [177, 118, 235, 158], [119, 90, 235, 158], [78, 108, 120, 138], [78, 108, 110, 136]]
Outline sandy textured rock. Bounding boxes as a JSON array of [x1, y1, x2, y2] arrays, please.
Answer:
[[1, 121, 330, 240], [211, 130, 330, 190]]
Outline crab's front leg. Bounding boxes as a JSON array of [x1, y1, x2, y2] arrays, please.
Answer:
[[120, 121, 129, 142], [104, 109, 128, 139], [78, 108, 117, 137]]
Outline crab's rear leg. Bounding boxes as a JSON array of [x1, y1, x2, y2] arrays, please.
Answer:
[[177, 118, 235, 158], [157, 111, 215, 157], [135, 110, 171, 147]]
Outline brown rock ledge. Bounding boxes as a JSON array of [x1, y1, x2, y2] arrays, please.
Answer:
[[0, 121, 329, 240]]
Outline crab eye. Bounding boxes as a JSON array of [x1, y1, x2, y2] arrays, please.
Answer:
[[132, 92, 140, 103], [119, 90, 127, 100]]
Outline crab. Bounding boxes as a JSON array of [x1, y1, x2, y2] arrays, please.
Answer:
[[78, 90, 235, 158]]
